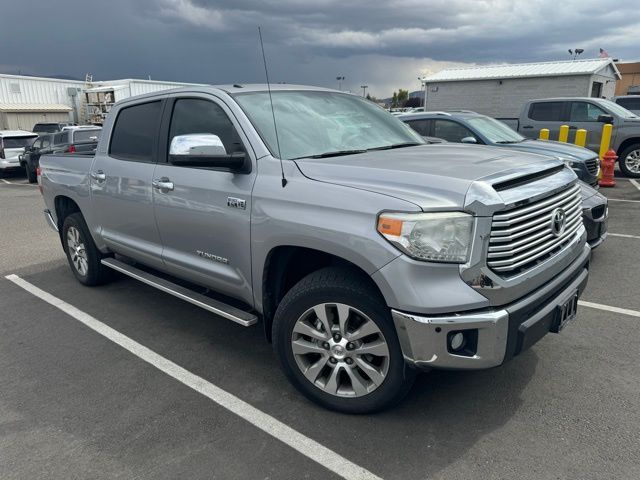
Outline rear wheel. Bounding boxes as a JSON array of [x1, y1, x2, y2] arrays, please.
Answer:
[[273, 267, 415, 413], [62, 213, 111, 286], [25, 163, 37, 183], [618, 144, 640, 178]]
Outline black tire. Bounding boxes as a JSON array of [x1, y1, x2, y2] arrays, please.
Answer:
[[62, 212, 111, 286], [25, 163, 37, 183], [618, 144, 640, 178], [273, 267, 415, 413]]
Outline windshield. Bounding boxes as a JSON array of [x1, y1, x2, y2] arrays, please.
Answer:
[[466, 116, 525, 143], [598, 99, 639, 118], [2, 136, 37, 148], [33, 124, 60, 133], [233, 90, 424, 160]]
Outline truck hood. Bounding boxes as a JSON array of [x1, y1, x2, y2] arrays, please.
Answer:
[[294, 144, 563, 211], [498, 140, 596, 161]]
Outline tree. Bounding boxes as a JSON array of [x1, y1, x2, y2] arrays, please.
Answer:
[[397, 89, 409, 106], [391, 91, 398, 108]]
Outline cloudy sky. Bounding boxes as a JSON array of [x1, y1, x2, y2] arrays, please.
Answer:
[[3, 0, 639, 97]]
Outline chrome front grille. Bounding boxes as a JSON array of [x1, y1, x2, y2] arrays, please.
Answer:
[[487, 183, 583, 274], [585, 157, 599, 175]]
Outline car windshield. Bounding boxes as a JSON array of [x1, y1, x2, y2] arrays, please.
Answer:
[[466, 116, 525, 143], [233, 90, 424, 160], [2, 136, 38, 148], [598, 99, 639, 119], [33, 124, 60, 133]]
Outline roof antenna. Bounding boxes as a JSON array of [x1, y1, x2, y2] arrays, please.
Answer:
[[258, 26, 287, 188]]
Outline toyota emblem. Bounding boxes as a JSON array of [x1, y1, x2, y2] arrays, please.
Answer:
[[550, 208, 567, 236]]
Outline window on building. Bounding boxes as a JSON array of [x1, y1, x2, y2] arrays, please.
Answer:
[[591, 82, 603, 98]]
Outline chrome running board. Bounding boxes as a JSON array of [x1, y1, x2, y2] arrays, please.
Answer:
[[101, 257, 258, 327]]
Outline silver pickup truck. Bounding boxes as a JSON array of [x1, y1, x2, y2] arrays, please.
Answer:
[[39, 85, 590, 413]]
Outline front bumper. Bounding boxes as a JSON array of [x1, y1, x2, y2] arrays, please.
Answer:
[[393, 243, 590, 370]]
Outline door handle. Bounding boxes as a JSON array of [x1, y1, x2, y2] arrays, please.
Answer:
[[90, 170, 106, 182], [152, 177, 174, 191], [521, 125, 533, 129]]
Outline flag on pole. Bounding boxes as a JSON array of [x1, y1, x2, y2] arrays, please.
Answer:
[[599, 48, 610, 58]]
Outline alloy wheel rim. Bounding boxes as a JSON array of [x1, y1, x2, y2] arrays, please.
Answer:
[[66, 226, 88, 276], [625, 149, 640, 173], [291, 303, 390, 398]]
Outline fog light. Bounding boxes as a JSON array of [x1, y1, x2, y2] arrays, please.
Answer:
[[450, 332, 465, 351]]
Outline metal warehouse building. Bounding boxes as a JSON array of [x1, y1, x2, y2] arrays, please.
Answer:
[[422, 58, 621, 118], [0, 74, 206, 130]]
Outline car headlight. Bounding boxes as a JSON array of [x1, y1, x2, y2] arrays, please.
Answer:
[[558, 157, 576, 169], [377, 211, 473, 263]]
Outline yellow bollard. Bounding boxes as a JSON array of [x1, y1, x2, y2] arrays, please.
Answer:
[[539, 128, 549, 140], [575, 129, 587, 147], [558, 125, 569, 143], [599, 123, 613, 159]]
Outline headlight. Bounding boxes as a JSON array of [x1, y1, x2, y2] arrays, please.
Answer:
[[377, 211, 473, 263], [559, 157, 576, 169]]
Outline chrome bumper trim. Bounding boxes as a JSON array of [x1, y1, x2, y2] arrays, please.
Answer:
[[44, 209, 58, 232], [392, 309, 508, 370]]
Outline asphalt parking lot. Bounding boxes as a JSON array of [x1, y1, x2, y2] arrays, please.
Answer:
[[1, 171, 639, 480]]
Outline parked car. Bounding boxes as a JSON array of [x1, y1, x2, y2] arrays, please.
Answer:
[[613, 95, 640, 115], [0, 130, 38, 177], [400, 111, 608, 248], [19, 133, 56, 183], [32, 122, 77, 133], [51, 126, 102, 153], [39, 85, 590, 413], [516, 97, 640, 177]]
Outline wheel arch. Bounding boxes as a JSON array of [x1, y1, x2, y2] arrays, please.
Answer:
[[260, 246, 386, 342]]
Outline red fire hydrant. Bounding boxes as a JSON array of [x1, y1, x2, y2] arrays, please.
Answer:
[[599, 149, 617, 188]]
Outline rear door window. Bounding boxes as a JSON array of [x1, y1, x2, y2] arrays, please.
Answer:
[[405, 119, 431, 137], [528, 102, 566, 121], [53, 132, 68, 145], [432, 120, 475, 142], [109, 101, 162, 162]]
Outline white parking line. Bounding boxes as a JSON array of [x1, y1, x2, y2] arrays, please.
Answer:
[[609, 233, 640, 240], [630, 179, 640, 192], [579, 300, 640, 318], [4, 274, 382, 480], [606, 198, 640, 203], [0, 179, 36, 187]]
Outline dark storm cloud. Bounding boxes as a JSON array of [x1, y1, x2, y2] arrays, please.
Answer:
[[2, 0, 640, 96]]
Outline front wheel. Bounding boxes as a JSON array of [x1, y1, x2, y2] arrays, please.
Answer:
[[273, 267, 415, 413], [618, 144, 640, 178]]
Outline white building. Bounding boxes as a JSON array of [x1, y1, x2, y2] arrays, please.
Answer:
[[0, 73, 206, 130], [422, 58, 621, 119]]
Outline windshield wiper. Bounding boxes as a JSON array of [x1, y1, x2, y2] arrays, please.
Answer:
[[495, 140, 524, 144], [367, 142, 423, 151], [295, 149, 367, 159]]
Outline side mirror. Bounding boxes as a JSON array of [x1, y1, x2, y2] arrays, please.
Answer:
[[597, 114, 614, 124], [461, 136, 478, 144], [169, 134, 247, 171]]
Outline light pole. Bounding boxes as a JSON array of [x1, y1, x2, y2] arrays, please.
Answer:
[[361, 85, 368, 97], [336, 76, 345, 90], [418, 76, 426, 111]]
